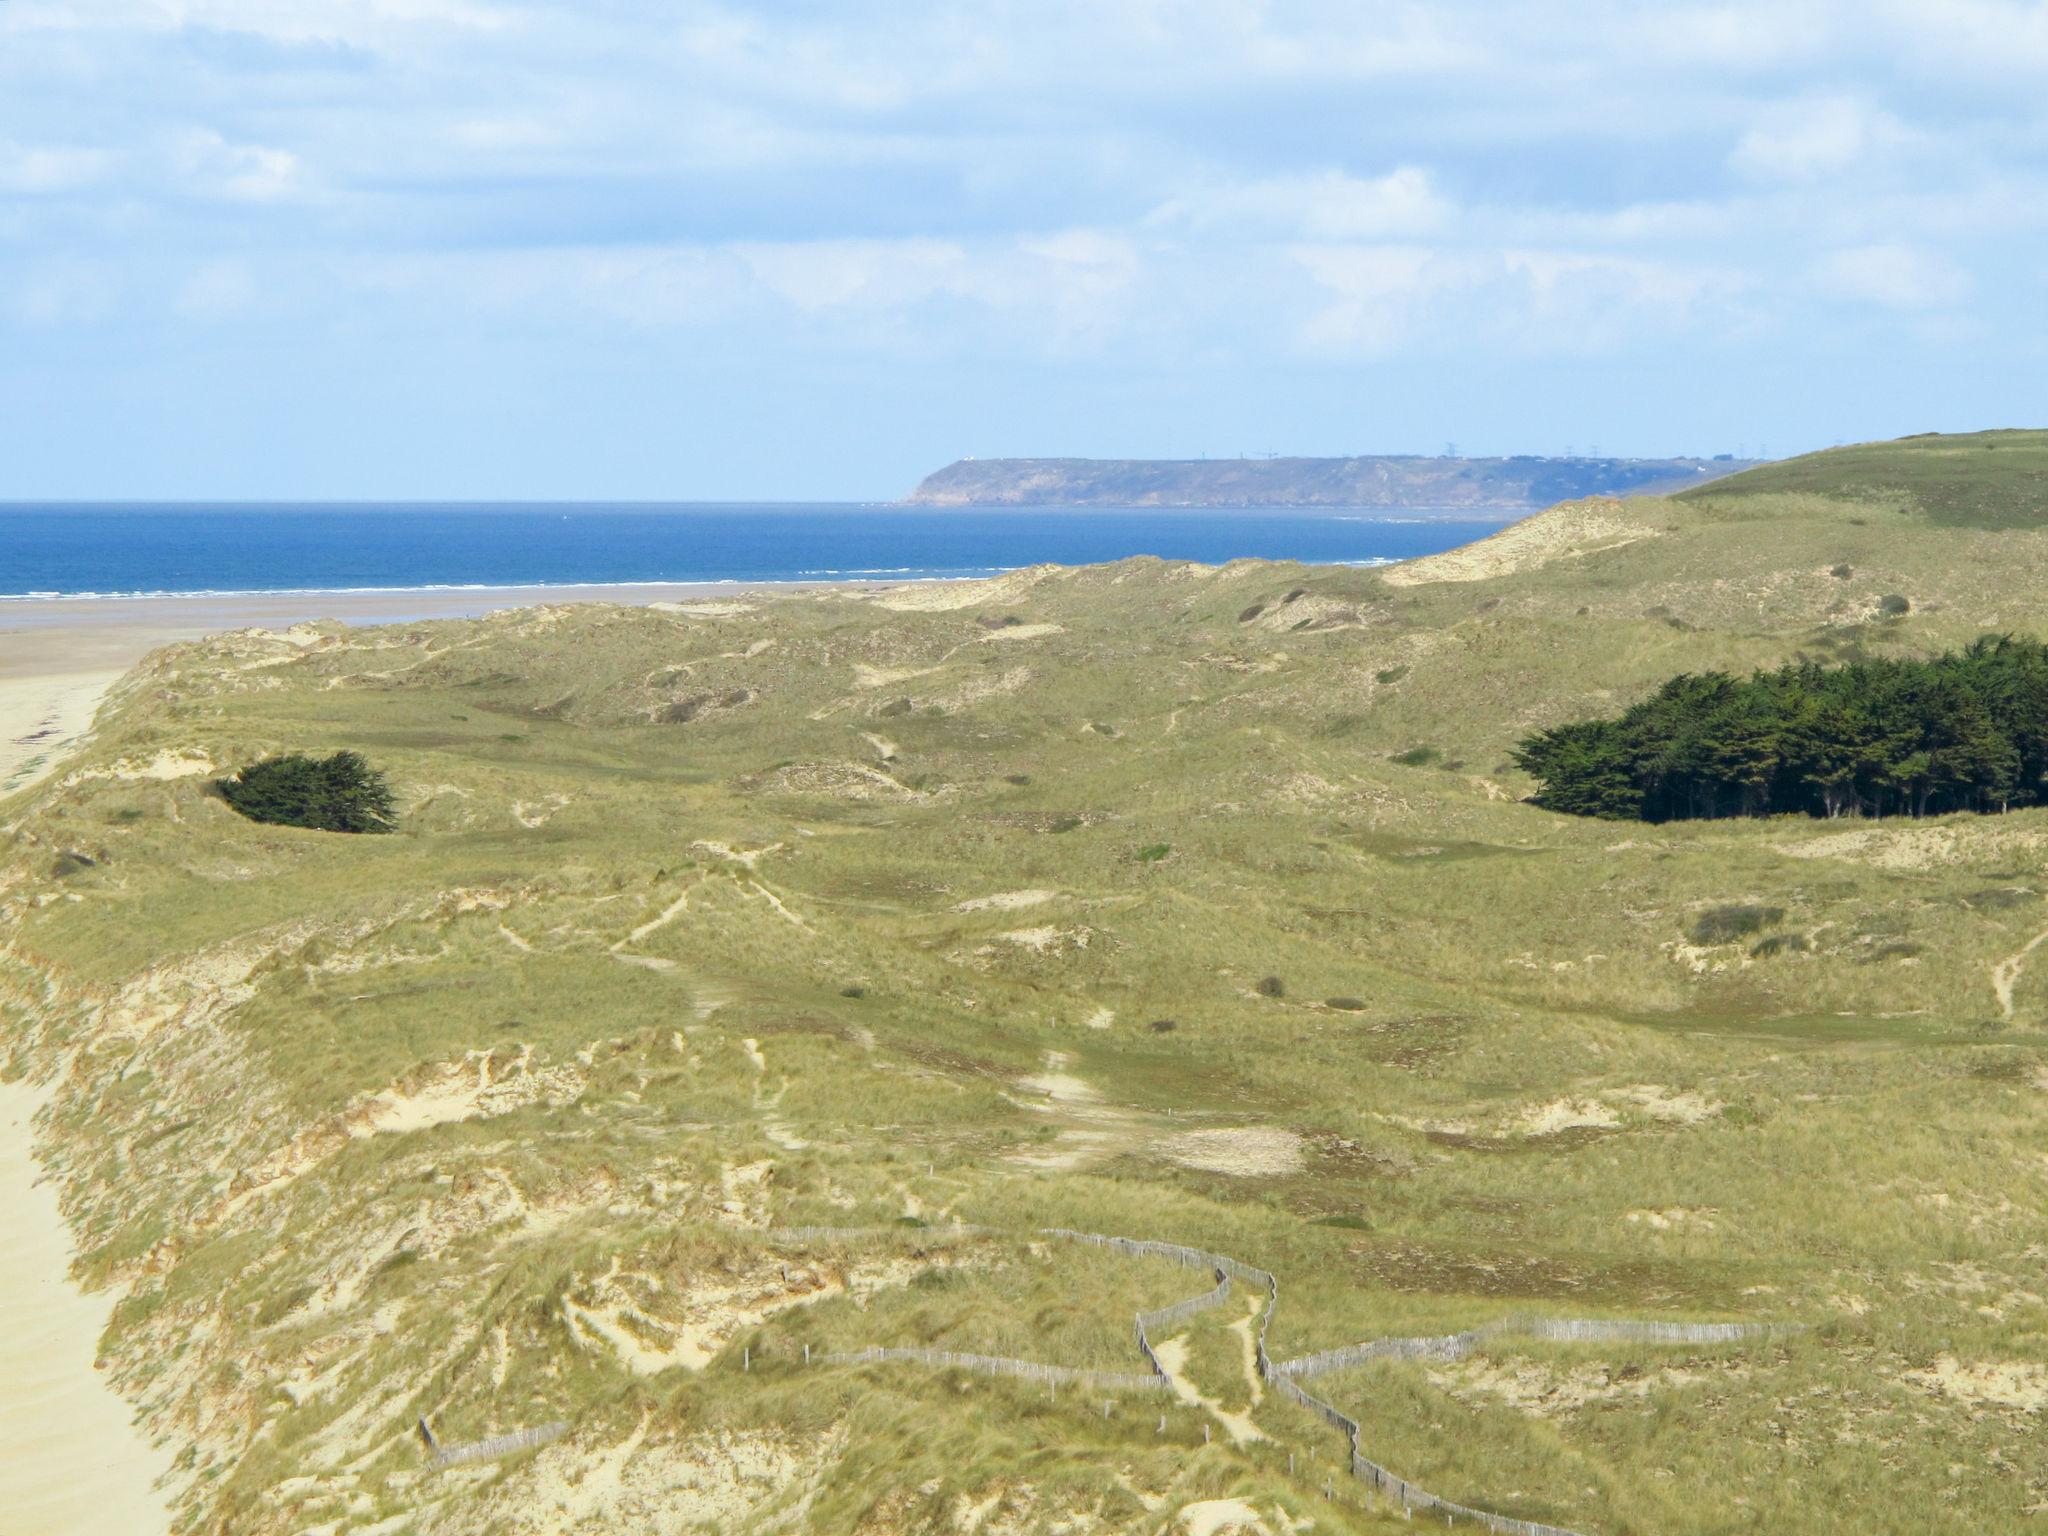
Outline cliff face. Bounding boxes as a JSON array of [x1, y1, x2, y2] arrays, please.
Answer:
[[905, 454, 1759, 509]]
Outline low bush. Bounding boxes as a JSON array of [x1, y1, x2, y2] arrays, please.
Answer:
[[1689, 904, 1783, 945], [1255, 975, 1285, 998], [219, 751, 396, 834]]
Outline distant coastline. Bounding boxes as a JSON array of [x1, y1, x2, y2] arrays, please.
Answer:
[[905, 454, 1763, 509]]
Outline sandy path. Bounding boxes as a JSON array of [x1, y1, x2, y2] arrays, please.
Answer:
[[0, 1081, 171, 1535]]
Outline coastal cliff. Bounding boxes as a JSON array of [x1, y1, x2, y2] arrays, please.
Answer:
[[905, 453, 1759, 509]]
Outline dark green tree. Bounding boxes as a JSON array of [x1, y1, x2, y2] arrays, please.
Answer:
[[219, 751, 397, 833], [1515, 637, 2048, 822]]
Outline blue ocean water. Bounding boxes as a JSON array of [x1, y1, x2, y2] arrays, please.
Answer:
[[0, 503, 1508, 599]]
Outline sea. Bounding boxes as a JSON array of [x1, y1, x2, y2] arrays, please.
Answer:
[[0, 503, 1510, 600]]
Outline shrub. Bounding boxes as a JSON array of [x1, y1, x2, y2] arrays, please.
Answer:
[[1389, 746, 1440, 767], [1325, 996, 1367, 1012], [1689, 904, 1783, 945], [1830, 563, 1853, 579], [1878, 594, 1911, 615], [1237, 604, 1265, 623], [1255, 975, 1285, 998], [1149, 1018, 1177, 1033], [1135, 843, 1171, 862], [1750, 933, 1809, 958], [219, 751, 396, 834], [1375, 665, 1408, 685]]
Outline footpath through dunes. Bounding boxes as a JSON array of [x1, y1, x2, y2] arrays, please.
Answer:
[[0, 1081, 170, 1536]]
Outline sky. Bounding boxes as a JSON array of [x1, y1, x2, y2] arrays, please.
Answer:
[[2, 0, 2045, 500]]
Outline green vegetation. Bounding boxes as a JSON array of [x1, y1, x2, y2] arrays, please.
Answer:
[[1679, 427, 2048, 528], [4, 432, 2048, 1535], [1516, 637, 2048, 821], [218, 750, 396, 833]]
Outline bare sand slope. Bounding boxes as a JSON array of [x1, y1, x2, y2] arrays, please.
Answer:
[[0, 1082, 171, 1536]]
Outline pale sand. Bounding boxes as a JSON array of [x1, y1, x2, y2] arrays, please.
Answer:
[[0, 1080, 172, 1535], [0, 581, 866, 797]]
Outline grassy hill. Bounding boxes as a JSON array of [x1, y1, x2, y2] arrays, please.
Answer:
[[1677, 428, 2048, 528], [4, 436, 2048, 1534]]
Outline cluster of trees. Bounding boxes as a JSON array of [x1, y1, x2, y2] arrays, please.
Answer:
[[219, 751, 396, 833], [1515, 637, 2048, 821]]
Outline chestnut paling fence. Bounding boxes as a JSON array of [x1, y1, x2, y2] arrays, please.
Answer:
[[421, 1220, 1790, 1526], [426, 1420, 569, 1470], [812, 1226, 1791, 1536]]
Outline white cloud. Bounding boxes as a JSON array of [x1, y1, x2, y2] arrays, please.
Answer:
[[1291, 242, 1751, 357], [1815, 243, 1971, 308], [1152, 167, 1451, 241], [0, 141, 111, 194], [174, 129, 304, 201], [1730, 96, 1909, 182]]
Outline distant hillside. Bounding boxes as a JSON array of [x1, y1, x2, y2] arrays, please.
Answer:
[[906, 453, 1760, 510], [1677, 428, 2048, 528]]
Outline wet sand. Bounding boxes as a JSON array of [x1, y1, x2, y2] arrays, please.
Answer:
[[0, 1081, 173, 1535], [0, 581, 855, 795]]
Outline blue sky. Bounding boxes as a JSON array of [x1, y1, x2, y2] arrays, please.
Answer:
[[2, 1, 2045, 499]]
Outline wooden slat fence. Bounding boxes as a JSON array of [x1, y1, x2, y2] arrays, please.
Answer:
[[822, 1345, 1166, 1393], [428, 1420, 569, 1470], [762, 1224, 1797, 1535]]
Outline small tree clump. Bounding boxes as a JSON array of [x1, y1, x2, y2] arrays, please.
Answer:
[[219, 751, 397, 834]]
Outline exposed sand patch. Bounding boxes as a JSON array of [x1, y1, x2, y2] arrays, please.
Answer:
[[1163, 1127, 1304, 1178], [1177, 1499, 1270, 1536], [1381, 500, 1649, 586], [510, 1418, 815, 1534], [1019, 1052, 1098, 1103], [1083, 1007, 1115, 1030], [0, 1082, 171, 1536], [752, 761, 929, 802], [1606, 1084, 1724, 1124], [563, 1259, 844, 1377], [648, 599, 757, 617], [872, 567, 1054, 612], [1429, 1355, 1738, 1416], [1625, 1207, 1718, 1231], [1900, 1355, 2048, 1412], [355, 1048, 585, 1137], [513, 793, 570, 828], [955, 889, 1059, 913], [852, 662, 942, 689], [59, 746, 215, 788], [929, 665, 1034, 712], [984, 925, 1090, 955], [1510, 1097, 1623, 1136]]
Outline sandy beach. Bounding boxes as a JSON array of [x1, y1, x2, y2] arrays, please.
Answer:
[[0, 581, 854, 797], [0, 1081, 173, 1535]]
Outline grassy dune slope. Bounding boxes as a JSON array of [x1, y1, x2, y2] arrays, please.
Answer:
[[1678, 427, 2048, 528], [4, 446, 2048, 1534]]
